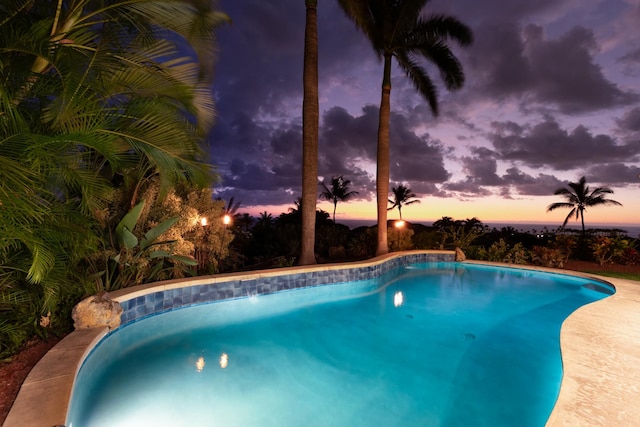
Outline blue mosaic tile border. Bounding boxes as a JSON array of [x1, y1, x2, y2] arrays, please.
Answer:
[[118, 252, 454, 325]]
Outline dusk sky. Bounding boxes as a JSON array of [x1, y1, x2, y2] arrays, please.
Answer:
[[208, 0, 640, 227]]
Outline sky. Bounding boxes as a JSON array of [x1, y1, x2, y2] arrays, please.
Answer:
[[208, 0, 640, 227]]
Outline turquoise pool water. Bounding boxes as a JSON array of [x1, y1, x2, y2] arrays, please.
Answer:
[[66, 262, 613, 427]]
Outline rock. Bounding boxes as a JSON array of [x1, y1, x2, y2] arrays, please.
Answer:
[[72, 292, 122, 330], [455, 247, 466, 262]]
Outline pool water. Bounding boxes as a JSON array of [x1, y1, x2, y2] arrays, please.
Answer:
[[67, 262, 613, 427]]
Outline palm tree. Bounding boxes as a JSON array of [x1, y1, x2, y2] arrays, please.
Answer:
[[388, 184, 420, 220], [338, 0, 472, 255], [319, 176, 359, 223], [547, 176, 622, 234], [299, 0, 320, 266]]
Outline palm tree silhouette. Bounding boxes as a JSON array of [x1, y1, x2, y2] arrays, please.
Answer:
[[216, 196, 242, 217], [388, 185, 420, 220], [338, 0, 472, 255], [546, 176, 622, 234], [319, 176, 359, 223], [257, 211, 274, 228]]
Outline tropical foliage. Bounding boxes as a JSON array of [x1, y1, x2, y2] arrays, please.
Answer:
[[81, 200, 197, 293], [338, 0, 472, 255], [0, 0, 228, 357], [387, 224, 414, 252]]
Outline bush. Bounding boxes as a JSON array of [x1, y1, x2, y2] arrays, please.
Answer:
[[590, 236, 630, 266], [530, 246, 565, 268], [615, 247, 640, 266], [412, 230, 442, 249], [471, 239, 528, 264], [387, 227, 414, 252], [347, 228, 377, 259]]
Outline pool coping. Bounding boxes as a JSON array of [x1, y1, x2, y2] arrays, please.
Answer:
[[4, 253, 640, 426]]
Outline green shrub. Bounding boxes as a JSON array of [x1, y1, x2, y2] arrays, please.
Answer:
[[412, 230, 442, 249], [81, 201, 197, 292], [530, 246, 565, 268], [615, 247, 640, 266], [347, 228, 377, 259], [387, 226, 414, 252], [470, 239, 528, 264], [590, 236, 630, 266]]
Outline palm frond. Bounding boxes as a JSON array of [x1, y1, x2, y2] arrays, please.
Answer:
[[395, 50, 438, 115], [419, 15, 473, 46], [546, 202, 575, 212], [563, 207, 577, 227], [337, 0, 384, 55]]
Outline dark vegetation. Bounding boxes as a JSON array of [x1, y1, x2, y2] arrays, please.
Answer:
[[222, 210, 639, 274]]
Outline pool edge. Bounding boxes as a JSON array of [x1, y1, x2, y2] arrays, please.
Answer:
[[3, 327, 108, 427]]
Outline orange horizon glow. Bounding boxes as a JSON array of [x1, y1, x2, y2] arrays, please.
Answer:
[[240, 189, 640, 227]]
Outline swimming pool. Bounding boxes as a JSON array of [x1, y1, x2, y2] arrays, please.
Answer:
[[66, 261, 614, 427]]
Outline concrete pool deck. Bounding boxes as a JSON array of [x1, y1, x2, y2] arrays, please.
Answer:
[[4, 255, 640, 426]]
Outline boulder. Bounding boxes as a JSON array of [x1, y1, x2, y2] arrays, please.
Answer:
[[72, 292, 122, 330], [455, 247, 466, 262]]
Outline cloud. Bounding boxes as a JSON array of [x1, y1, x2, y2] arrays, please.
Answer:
[[503, 169, 565, 196], [429, 0, 559, 25], [488, 118, 639, 170], [209, 113, 304, 206], [320, 105, 451, 194], [464, 21, 637, 113], [442, 148, 565, 198], [617, 107, 640, 132], [586, 163, 640, 185], [618, 48, 640, 64], [441, 180, 494, 197], [467, 22, 533, 99], [524, 25, 637, 113], [459, 147, 502, 186]]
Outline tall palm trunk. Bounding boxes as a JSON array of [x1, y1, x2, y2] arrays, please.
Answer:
[[299, 0, 319, 265], [375, 54, 392, 256]]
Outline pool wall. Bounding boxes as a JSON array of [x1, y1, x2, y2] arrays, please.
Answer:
[[113, 251, 454, 326]]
